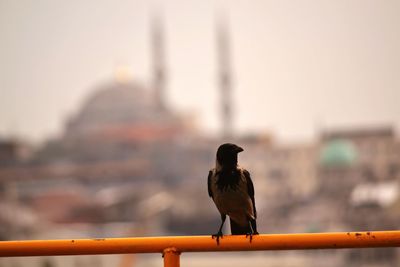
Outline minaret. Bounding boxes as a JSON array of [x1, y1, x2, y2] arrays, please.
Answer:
[[151, 12, 166, 110], [217, 14, 233, 140]]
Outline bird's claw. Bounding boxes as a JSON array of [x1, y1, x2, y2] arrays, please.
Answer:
[[212, 231, 223, 245], [246, 231, 259, 243]]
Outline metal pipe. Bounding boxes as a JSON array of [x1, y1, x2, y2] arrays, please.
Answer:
[[163, 247, 180, 267], [1, 231, 400, 257]]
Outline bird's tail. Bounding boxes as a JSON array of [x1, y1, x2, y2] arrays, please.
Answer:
[[230, 218, 257, 235]]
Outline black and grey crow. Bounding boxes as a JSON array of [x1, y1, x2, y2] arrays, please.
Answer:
[[208, 143, 258, 244]]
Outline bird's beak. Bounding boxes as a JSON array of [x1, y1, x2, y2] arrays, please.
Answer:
[[235, 146, 244, 153]]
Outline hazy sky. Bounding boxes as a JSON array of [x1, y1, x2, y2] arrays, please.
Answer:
[[1, 0, 399, 143]]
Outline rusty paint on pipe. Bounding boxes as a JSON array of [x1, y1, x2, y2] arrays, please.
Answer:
[[163, 247, 180, 267], [0, 231, 400, 257]]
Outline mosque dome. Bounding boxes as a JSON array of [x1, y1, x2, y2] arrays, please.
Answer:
[[65, 80, 183, 139], [319, 139, 357, 167]]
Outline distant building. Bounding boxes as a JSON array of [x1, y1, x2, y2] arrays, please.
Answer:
[[33, 80, 193, 163], [318, 126, 400, 196], [65, 81, 185, 140], [316, 126, 400, 265], [0, 139, 32, 166]]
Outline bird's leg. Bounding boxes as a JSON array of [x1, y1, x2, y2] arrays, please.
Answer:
[[246, 219, 259, 243], [251, 219, 259, 235], [212, 214, 226, 245]]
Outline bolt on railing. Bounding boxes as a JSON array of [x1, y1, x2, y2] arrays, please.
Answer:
[[1, 231, 400, 267]]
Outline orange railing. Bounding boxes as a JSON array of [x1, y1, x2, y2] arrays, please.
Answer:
[[1, 231, 400, 267]]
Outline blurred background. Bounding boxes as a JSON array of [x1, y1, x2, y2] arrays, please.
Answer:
[[1, 0, 400, 266]]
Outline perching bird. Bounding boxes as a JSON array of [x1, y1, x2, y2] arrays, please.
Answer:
[[208, 143, 258, 244]]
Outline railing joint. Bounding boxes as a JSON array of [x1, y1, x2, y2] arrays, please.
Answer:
[[163, 247, 181, 267], [162, 247, 181, 257]]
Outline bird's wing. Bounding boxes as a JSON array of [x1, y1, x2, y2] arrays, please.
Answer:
[[243, 169, 257, 218], [207, 170, 213, 198]]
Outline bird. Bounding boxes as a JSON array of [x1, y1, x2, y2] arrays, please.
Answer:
[[208, 143, 258, 245]]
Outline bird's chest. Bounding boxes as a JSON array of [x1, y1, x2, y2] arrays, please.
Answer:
[[211, 176, 249, 211]]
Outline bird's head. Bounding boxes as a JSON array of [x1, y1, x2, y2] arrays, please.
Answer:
[[216, 143, 244, 167]]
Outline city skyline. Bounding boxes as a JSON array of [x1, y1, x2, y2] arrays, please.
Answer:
[[1, 0, 400, 143]]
